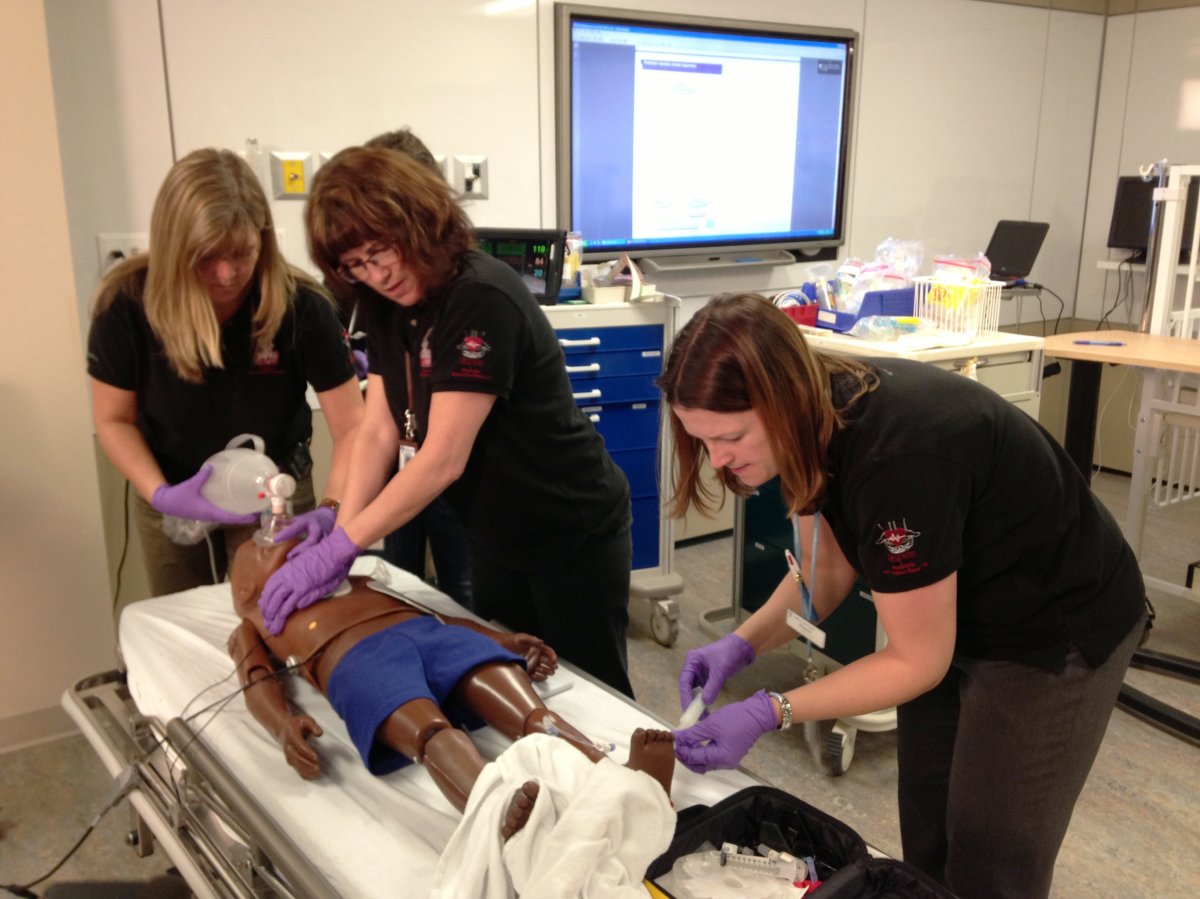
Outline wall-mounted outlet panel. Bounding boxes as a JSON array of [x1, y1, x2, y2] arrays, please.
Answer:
[[270, 151, 314, 199], [96, 233, 149, 275], [452, 155, 489, 199]]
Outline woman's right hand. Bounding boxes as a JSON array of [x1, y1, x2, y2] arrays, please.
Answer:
[[678, 632, 756, 710], [151, 465, 259, 525], [258, 527, 361, 635]]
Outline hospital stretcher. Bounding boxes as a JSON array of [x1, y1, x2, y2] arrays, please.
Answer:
[[63, 558, 757, 898]]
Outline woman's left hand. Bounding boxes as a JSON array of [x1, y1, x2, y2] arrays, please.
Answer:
[[672, 689, 779, 773], [258, 528, 361, 635], [271, 506, 337, 558]]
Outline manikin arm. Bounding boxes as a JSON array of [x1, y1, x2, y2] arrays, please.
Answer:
[[228, 619, 324, 779]]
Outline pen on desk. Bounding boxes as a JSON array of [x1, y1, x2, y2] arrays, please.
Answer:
[[1072, 339, 1126, 346]]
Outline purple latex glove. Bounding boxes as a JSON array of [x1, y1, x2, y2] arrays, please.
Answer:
[[352, 349, 369, 380], [258, 527, 361, 635], [151, 465, 259, 526], [673, 689, 779, 774], [271, 505, 337, 559], [678, 632, 756, 711]]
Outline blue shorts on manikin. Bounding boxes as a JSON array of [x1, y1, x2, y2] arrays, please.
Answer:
[[325, 617, 525, 775]]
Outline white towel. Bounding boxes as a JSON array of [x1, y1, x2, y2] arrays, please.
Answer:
[[432, 733, 676, 899]]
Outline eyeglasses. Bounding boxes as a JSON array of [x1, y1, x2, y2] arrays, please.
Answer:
[[337, 243, 398, 283]]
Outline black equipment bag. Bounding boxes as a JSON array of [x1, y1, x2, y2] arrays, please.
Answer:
[[818, 856, 961, 897], [645, 785, 869, 883]]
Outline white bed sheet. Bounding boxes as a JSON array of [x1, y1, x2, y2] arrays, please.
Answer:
[[119, 558, 756, 898]]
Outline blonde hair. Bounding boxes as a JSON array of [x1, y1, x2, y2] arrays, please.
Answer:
[[94, 148, 305, 383], [658, 293, 878, 518]]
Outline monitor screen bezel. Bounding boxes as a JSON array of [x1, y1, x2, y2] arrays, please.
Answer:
[[554, 4, 858, 262], [1107, 174, 1200, 262]]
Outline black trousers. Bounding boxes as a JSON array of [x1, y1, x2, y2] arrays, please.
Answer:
[[896, 615, 1144, 899], [470, 525, 633, 699]]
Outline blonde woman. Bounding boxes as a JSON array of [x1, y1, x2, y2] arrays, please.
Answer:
[[88, 148, 362, 596]]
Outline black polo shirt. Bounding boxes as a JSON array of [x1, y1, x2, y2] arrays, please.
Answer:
[[361, 250, 630, 569], [820, 358, 1145, 670], [88, 279, 354, 484]]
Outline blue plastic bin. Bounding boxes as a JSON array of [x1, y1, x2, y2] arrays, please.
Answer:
[[816, 286, 915, 333]]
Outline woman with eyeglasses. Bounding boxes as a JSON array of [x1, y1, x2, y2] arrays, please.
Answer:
[[88, 148, 363, 600], [256, 146, 635, 698]]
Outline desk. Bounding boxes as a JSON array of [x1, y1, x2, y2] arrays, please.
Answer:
[[1042, 330, 1200, 488], [1044, 330, 1200, 744], [800, 327, 1045, 417]]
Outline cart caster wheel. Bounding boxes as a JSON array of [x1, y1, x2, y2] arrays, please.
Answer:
[[824, 727, 856, 777], [650, 604, 679, 647]]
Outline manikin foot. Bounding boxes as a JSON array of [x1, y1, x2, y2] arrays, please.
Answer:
[[627, 727, 675, 796], [501, 781, 539, 841], [499, 728, 675, 841]]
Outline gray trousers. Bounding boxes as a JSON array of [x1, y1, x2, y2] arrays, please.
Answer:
[[896, 615, 1144, 899], [131, 473, 315, 597]]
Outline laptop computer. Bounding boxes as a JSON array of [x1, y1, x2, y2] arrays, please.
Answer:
[[984, 220, 1049, 286]]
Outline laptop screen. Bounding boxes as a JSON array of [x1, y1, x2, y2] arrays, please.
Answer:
[[985, 220, 1049, 281]]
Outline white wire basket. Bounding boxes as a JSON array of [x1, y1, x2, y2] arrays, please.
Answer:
[[913, 276, 1003, 344]]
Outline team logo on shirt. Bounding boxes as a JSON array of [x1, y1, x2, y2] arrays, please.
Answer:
[[458, 331, 491, 360], [876, 519, 927, 578], [251, 341, 280, 372], [877, 520, 920, 555]]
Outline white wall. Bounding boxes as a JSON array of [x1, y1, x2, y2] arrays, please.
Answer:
[[1077, 9, 1200, 325], [0, 1, 117, 747], [14, 0, 1200, 740]]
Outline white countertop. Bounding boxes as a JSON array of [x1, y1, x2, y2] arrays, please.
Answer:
[[798, 325, 1044, 362]]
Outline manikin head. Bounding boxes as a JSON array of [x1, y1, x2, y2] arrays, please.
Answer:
[[230, 537, 300, 614]]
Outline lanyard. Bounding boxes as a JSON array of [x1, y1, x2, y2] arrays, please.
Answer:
[[403, 351, 417, 442], [788, 510, 826, 677], [790, 510, 821, 625]]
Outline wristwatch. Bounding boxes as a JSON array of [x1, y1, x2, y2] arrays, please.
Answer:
[[766, 691, 793, 731]]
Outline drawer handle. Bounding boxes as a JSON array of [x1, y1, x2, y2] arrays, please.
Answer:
[[566, 363, 601, 374], [560, 337, 601, 348], [573, 388, 602, 401]]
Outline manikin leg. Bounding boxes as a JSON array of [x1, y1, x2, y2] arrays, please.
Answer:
[[452, 662, 608, 762], [376, 698, 485, 813]]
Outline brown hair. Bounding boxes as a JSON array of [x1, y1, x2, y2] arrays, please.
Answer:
[[364, 127, 443, 178], [306, 146, 473, 298], [657, 292, 878, 518], [93, 148, 310, 383]]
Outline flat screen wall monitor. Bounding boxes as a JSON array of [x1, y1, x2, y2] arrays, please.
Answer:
[[555, 4, 857, 267], [1107, 175, 1199, 264], [475, 228, 567, 305]]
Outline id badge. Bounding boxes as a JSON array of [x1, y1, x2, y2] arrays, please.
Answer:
[[786, 608, 827, 649], [398, 440, 417, 470]]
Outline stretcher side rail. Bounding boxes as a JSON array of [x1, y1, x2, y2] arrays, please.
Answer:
[[64, 668, 338, 899]]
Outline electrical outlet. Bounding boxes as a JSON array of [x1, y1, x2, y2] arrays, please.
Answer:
[[269, 151, 314, 199], [96, 233, 149, 275], [452, 155, 489, 199]]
